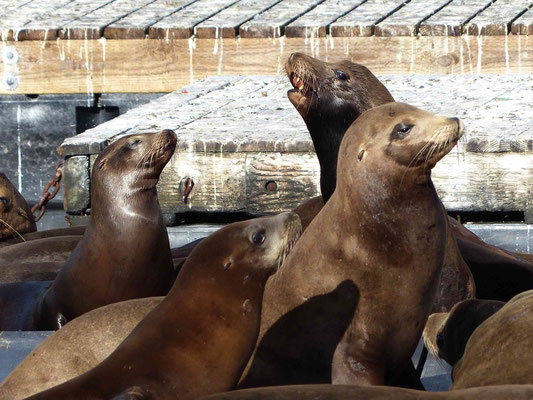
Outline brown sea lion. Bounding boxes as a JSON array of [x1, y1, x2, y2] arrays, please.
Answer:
[[449, 218, 533, 301], [0, 226, 85, 247], [201, 384, 533, 400], [0, 235, 82, 265], [25, 212, 302, 400], [240, 103, 462, 389], [0, 297, 162, 400], [0, 172, 36, 241], [423, 299, 505, 367], [451, 290, 533, 389], [284, 52, 474, 313], [0, 261, 63, 283], [0, 130, 177, 331]]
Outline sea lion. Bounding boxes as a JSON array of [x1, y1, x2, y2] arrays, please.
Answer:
[[200, 384, 533, 400], [0, 130, 177, 331], [0, 172, 36, 241], [25, 212, 302, 400], [449, 218, 533, 301], [0, 297, 162, 400], [240, 103, 462, 388], [0, 261, 63, 283], [451, 290, 533, 389], [423, 299, 505, 367], [0, 235, 82, 265], [284, 53, 474, 313], [0, 226, 85, 247]]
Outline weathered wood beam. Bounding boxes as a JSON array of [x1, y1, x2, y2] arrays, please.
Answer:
[[2, 35, 533, 95]]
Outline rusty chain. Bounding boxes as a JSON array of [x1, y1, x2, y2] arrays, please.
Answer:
[[31, 161, 63, 222]]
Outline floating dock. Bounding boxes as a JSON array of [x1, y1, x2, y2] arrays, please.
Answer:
[[1, 0, 533, 95], [58, 74, 533, 221]]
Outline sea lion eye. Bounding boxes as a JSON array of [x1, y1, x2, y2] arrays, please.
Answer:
[[392, 123, 413, 139], [0, 197, 7, 205], [129, 139, 142, 148], [334, 70, 348, 81], [251, 229, 266, 246]]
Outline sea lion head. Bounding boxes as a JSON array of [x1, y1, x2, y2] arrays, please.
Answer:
[[285, 53, 395, 201], [285, 52, 394, 122], [426, 299, 505, 366], [338, 102, 463, 187], [0, 172, 36, 241], [93, 129, 177, 195], [187, 212, 302, 283]]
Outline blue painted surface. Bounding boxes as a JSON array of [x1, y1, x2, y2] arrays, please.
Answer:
[[0, 331, 53, 382]]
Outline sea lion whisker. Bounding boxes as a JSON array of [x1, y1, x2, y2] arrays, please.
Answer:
[[0, 217, 26, 242]]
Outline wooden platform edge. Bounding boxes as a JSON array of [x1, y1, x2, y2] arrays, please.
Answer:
[[2, 35, 533, 95]]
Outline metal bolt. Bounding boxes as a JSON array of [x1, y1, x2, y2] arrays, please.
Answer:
[[2, 46, 19, 65], [3, 72, 19, 90]]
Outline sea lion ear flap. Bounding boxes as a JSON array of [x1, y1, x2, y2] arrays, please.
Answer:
[[98, 159, 107, 170], [357, 149, 365, 161], [112, 386, 148, 400]]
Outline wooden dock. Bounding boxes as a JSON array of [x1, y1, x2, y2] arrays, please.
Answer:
[[1, 0, 533, 94], [58, 74, 533, 221]]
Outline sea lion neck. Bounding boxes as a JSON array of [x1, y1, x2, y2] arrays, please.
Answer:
[[304, 108, 359, 202], [285, 53, 395, 203]]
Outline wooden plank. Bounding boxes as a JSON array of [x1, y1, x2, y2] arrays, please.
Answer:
[[374, 0, 452, 37], [285, 0, 365, 37], [58, 0, 155, 40], [193, 0, 282, 39], [433, 153, 533, 213], [239, 0, 324, 38], [159, 149, 533, 215], [465, 0, 533, 35], [0, 0, 74, 41], [60, 75, 533, 156], [419, 0, 494, 36], [60, 75, 533, 215], [2, 36, 533, 95], [148, 0, 239, 39], [59, 76, 243, 155], [18, 0, 112, 41], [511, 4, 533, 34], [104, 0, 196, 39], [330, 0, 412, 37]]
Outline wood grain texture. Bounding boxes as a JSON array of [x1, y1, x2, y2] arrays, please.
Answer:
[[156, 149, 533, 215], [193, 0, 281, 39], [60, 75, 533, 215], [0, 0, 74, 41], [60, 74, 533, 155], [2, 36, 533, 95], [330, 0, 408, 37], [285, 0, 365, 37], [511, 5, 533, 35], [104, 0, 197, 39], [239, 0, 324, 38], [58, 0, 155, 40], [374, 0, 452, 37], [419, 0, 494, 36], [148, 0, 239, 39], [465, 0, 533, 36]]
